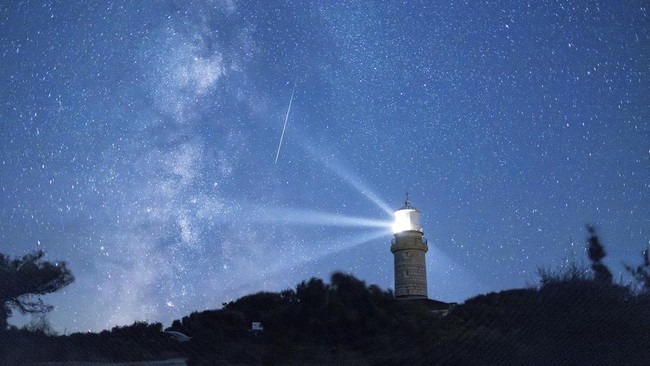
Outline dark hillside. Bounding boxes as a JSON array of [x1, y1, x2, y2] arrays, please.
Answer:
[[169, 273, 650, 366], [1, 272, 648, 365], [447, 280, 650, 366]]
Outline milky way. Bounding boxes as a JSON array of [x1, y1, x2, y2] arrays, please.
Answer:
[[1, 1, 648, 332]]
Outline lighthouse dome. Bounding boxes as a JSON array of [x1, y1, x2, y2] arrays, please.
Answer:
[[392, 201, 422, 234]]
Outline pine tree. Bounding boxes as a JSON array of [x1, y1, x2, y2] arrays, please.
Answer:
[[0, 250, 74, 329], [586, 225, 613, 285]]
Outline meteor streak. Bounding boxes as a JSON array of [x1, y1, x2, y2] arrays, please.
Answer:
[[274, 81, 297, 164]]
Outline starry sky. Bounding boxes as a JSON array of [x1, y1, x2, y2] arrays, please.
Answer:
[[1, 1, 648, 333]]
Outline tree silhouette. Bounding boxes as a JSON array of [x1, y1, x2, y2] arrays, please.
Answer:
[[296, 277, 328, 313], [0, 250, 74, 329], [586, 225, 613, 285], [625, 247, 650, 293]]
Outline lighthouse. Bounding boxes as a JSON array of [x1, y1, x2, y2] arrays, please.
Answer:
[[390, 197, 428, 299]]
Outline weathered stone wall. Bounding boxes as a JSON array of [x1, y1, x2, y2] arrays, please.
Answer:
[[391, 232, 428, 298]]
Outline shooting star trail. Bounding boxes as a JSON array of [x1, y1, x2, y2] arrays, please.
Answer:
[[274, 81, 297, 164]]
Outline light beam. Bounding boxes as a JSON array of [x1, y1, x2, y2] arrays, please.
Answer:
[[290, 131, 394, 216], [211, 202, 392, 230]]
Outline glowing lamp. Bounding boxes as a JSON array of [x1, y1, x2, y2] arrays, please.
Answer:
[[391, 207, 422, 234]]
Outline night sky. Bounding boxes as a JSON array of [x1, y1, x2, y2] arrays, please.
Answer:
[[1, 1, 648, 333]]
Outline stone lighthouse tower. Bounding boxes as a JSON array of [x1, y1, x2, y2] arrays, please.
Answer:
[[390, 197, 428, 299]]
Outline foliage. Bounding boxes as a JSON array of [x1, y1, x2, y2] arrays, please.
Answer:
[[296, 277, 328, 313], [0, 250, 74, 329], [537, 260, 590, 286], [3, 229, 650, 365], [2, 269, 649, 365], [625, 247, 650, 293], [448, 282, 650, 366], [586, 225, 613, 284], [0, 320, 184, 365], [539, 226, 617, 287], [22, 313, 57, 336]]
